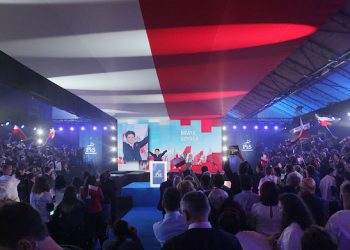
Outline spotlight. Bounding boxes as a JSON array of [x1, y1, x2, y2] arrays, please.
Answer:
[[33, 127, 37, 131], [254, 125, 258, 130], [5, 122, 10, 126], [93, 126, 97, 130], [222, 156, 228, 161], [347, 112, 350, 117], [70, 127, 74, 131], [111, 147, 117, 152], [111, 157, 117, 163], [20, 125, 24, 129], [103, 126, 108, 130], [37, 129, 43, 135], [223, 145, 228, 151], [58, 127, 63, 131], [37, 138, 43, 145], [233, 125, 237, 129], [243, 125, 247, 130], [111, 136, 116, 141], [0, 124, 3, 126], [222, 126, 227, 131], [81, 126, 85, 131], [274, 125, 279, 130], [264, 125, 268, 130], [222, 136, 227, 141], [111, 126, 116, 130]]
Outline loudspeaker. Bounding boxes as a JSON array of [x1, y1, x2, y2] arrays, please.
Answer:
[[173, 157, 186, 167]]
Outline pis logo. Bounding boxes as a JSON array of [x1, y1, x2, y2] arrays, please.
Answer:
[[242, 140, 253, 152], [85, 142, 97, 155]]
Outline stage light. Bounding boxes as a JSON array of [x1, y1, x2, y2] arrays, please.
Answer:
[[37, 138, 43, 145], [222, 126, 227, 131], [222, 156, 228, 161], [70, 127, 74, 131], [111, 136, 116, 141], [233, 125, 237, 129], [111, 146, 117, 152], [58, 127, 63, 131], [111, 126, 116, 130], [264, 125, 268, 130], [37, 129, 43, 135], [347, 112, 350, 117], [274, 125, 279, 130], [223, 145, 228, 151], [0, 124, 3, 126], [243, 125, 247, 130], [222, 135, 227, 141], [33, 127, 37, 131], [20, 125, 24, 129], [81, 126, 85, 131], [5, 122, 10, 126], [103, 126, 108, 130], [111, 157, 117, 163], [93, 126, 97, 130], [254, 125, 258, 130]]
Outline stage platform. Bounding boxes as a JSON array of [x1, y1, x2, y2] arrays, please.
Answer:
[[121, 182, 159, 207]]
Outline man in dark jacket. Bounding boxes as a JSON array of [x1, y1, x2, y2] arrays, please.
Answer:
[[149, 149, 167, 161], [300, 178, 329, 226], [123, 131, 148, 161], [162, 191, 242, 250]]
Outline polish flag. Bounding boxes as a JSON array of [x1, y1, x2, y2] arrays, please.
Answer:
[[315, 114, 340, 127], [261, 154, 269, 165], [47, 128, 55, 140], [182, 146, 191, 155], [194, 150, 204, 163], [287, 118, 308, 146], [12, 125, 27, 140]]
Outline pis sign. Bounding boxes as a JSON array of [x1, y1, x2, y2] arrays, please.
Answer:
[[241, 139, 253, 152], [85, 142, 97, 155]]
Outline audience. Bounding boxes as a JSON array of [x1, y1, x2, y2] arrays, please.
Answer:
[[325, 183, 350, 250], [153, 187, 187, 246], [273, 193, 314, 250], [299, 178, 329, 226], [176, 180, 195, 198], [0, 164, 20, 203], [301, 225, 337, 250], [234, 174, 259, 216], [0, 202, 62, 250], [320, 167, 337, 201], [54, 175, 66, 208], [250, 182, 281, 236], [162, 191, 242, 250]]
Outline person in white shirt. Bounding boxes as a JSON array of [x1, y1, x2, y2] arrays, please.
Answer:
[[234, 175, 259, 216], [319, 168, 337, 201], [325, 183, 350, 250], [250, 182, 281, 236], [272, 193, 314, 250], [153, 187, 187, 246], [258, 166, 277, 194], [0, 165, 20, 203], [30, 176, 54, 223]]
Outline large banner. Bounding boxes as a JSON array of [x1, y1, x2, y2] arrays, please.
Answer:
[[79, 131, 102, 166], [119, 124, 149, 162], [118, 120, 222, 173]]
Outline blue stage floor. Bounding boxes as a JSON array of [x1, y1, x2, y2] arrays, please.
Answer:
[[121, 182, 160, 207]]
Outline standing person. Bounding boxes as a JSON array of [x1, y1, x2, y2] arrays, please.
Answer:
[[319, 167, 337, 201], [149, 148, 167, 161], [258, 166, 278, 194], [53, 175, 66, 209], [0, 164, 20, 203], [81, 175, 106, 249], [325, 183, 350, 250], [271, 193, 314, 250], [162, 191, 242, 250], [30, 176, 54, 224], [234, 174, 259, 216], [100, 171, 118, 225], [153, 188, 187, 247], [123, 131, 148, 161], [157, 172, 175, 216]]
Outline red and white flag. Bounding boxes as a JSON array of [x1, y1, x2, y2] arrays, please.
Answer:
[[287, 118, 309, 146], [193, 150, 204, 163], [182, 146, 191, 155], [47, 128, 55, 140], [315, 114, 340, 127], [12, 125, 27, 140]]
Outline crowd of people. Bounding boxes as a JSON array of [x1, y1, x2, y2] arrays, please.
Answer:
[[0, 132, 350, 250], [153, 133, 350, 250]]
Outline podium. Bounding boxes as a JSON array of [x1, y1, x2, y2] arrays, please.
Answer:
[[149, 161, 167, 187]]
